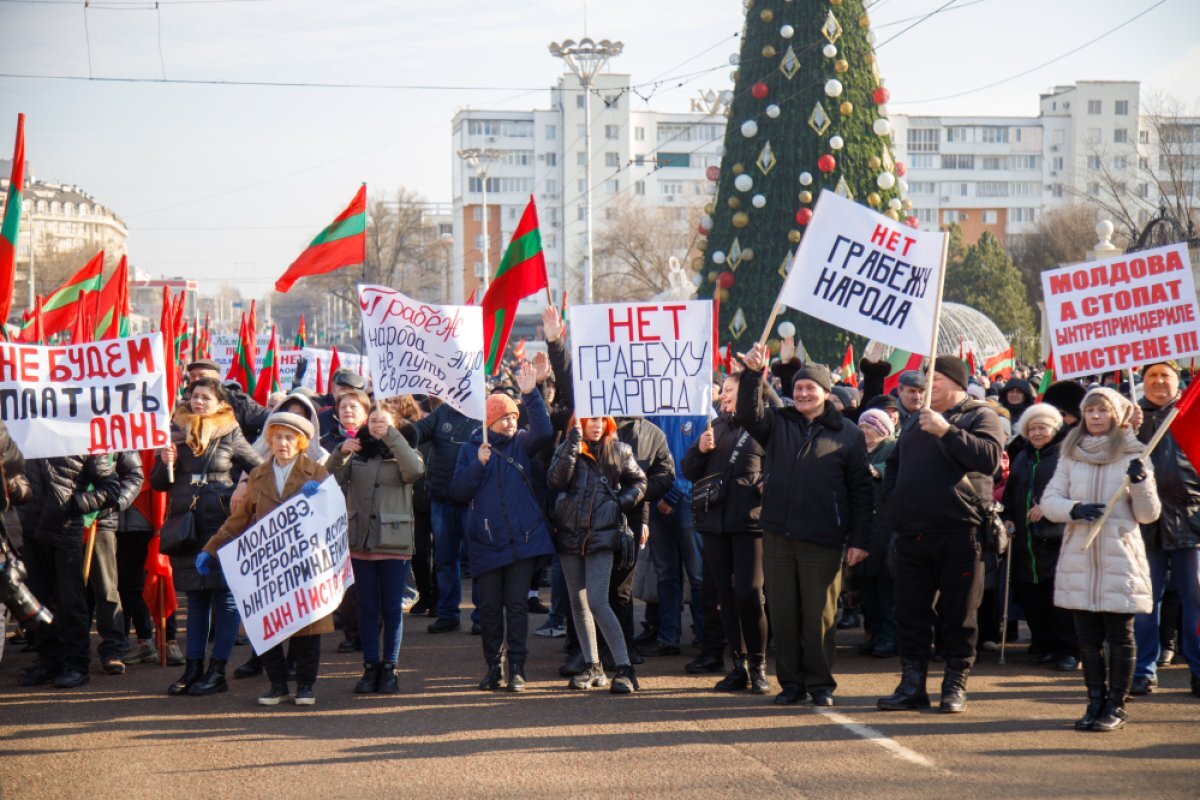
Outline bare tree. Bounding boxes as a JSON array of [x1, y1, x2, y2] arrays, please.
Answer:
[[1009, 203, 1113, 313], [592, 197, 701, 302]]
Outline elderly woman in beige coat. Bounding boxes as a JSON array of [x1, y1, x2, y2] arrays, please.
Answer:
[[1041, 387, 1160, 732]]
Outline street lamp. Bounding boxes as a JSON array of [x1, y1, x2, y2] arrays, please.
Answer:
[[549, 36, 623, 305], [457, 147, 504, 294], [439, 231, 453, 303]]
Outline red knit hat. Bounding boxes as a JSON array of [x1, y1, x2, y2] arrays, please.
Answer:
[[486, 393, 519, 428]]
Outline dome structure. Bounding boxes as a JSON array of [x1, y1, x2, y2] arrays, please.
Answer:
[[863, 303, 1009, 362]]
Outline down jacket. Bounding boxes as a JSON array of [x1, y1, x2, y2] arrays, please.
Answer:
[[1041, 431, 1161, 614], [446, 389, 555, 577], [78, 451, 144, 536], [547, 426, 647, 556], [326, 426, 424, 556], [680, 414, 764, 535], [21, 455, 118, 547]]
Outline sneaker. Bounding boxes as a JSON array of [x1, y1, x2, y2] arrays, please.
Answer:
[[294, 683, 316, 706], [54, 669, 91, 689], [165, 641, 185, 666], [121, 641, 159, 665], [535, 621, 566, 638], [402, 591, 420, 612], [427, 618, 461, 634], [409, 600, 430, 616], [258, 683, 291, 706], [527, 596, 550, 614], [610, 665, 640, 694], [101, 658, 126, 676]]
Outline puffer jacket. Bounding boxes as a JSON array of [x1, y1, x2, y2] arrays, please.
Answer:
[[21, 455, 118, 547], [1041, 430, 1161, 614], [412, 403, 479, 502], [680, 414, 764, 535], [447, 390, 555, 577], [547, 426, 647, 556], [327, 425, 424, 556], [1003, 431, 1067, 584], [1138, 396, 1200, 551], [77, 451, 144, 535], [615, 417, 675, 528], [151, 406, 263, 592], [736, 367, 874, 551]]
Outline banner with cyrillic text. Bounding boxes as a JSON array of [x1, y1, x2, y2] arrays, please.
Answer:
[[778, 191, 947, 354], [1041, 243, 1199, 380], [297, 347, 370, 392], [211, 333, 302, 388], [0, 333, 170, 459], [358, 284, 486, 420], [571, 300, 712, 418], [218, 475, 352, 655]]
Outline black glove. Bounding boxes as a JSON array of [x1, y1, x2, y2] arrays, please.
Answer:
[[1070, 503, 1106, 521], [1126, 458, 1147, 484]]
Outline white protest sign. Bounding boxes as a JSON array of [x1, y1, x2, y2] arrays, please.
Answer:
[[571, 300, 712, 418], [218, 475, 353, 655], [0, 333, 170, 458], [358, 284, 486, 420], [1041, 242, 1199, 380], [779, 191, 947, 355], [210, 332, 302, 389], [297, 347, 370, 392]]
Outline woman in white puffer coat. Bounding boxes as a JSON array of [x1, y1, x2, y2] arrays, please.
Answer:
[[1041, 387, 1160, 733]]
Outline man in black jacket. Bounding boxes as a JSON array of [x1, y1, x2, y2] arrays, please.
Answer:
[[878, 356, 1004, 714], [739, 344, 873, 707], [186, 360, 270, 443]]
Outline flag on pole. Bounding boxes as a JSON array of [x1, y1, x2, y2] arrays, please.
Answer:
[[1036, 353, 1056, 401], [16, 251, 104, 341], [30, 294, 43, 344], [253, 326, 281, 405], [295, 314, 306, 349], [966, 349, 977, 378], [984, 346, 1014, 381], [465, 287, 477, 306], [1170, 380, 1200, 472], [225, 313, 257, 394], [274, 184, 367, 293], [315, 357, 325, 395], [326, 346, 341, 391], [513, 337, 527, 363], [70, 293, 94, 344], [839, 343, 858, 388], [482, 196, 549, 375], [94, 255, 131, 340], [160, 287, 180, 408], [882, 348, 925, 395], [0, 113, 26, 329], [712, 292, 722, 370]]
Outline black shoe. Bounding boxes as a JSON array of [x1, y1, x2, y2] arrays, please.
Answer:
[[939, 661, 969, 714], [872, 640, 899, 659], [627, 645, 644, 665], [507, 665, 526, 693], [18, 664, 62, 687], [811, 689, 835, 707], [836, 611, 861, 630], [858, 640, 876, 656], [427, 618, 461, 634], [714, 659, 749, 692], [1052, 655, 1080, 672], [409, 601, 430, 616], [337, 638, 362, 653], [186, 659, 229, 695], [294, 683, 316, 706], [748, 655, 770, 695], [54, 669, 90, 689], [686, 654, 724, 674], [258, 683, 291, 705], [479, 662, 505, 691], [1157, 647, 1175, 667], [774, 684, 808, 705], [355, 663, 381, 694], [168, 658, 205, 696], [1092, 701, 1127, 731], [1075, 687, 1106, 731], [1190, 674, 1200, 698], [378, 662, 399, 694], [632, 627, 659, 647], [527, 597, 550, 614], [1028, 651, 1056, 666], [470, 622, 482, 635], [644, 643, 681, 657], [610, 664, 639, 694], [1130, 675, 1157, 695], [877, 657, 931, 711], [233, 655, 263, 679], [559, 652, 586, 677], [570, 662, 609, 690]]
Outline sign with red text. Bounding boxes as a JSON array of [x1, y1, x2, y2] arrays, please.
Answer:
[[1041, 243, 1199, 380], [779, 191, 947, 354], [358, 284, 486, 420], [571, 300, 712, 417], [218, 475, 352, 655], [0, 333, 170, 459], [296, 347, 370, 392]]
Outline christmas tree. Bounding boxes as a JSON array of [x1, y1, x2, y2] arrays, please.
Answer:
[[698, 0, 913, 363]]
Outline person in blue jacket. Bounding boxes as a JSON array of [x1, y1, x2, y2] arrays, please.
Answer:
[[448, 363, 554, 693]]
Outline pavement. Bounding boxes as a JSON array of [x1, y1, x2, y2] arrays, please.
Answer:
[[2, 599, 1199, 800]]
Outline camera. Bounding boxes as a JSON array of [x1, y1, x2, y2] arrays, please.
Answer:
[[0, 531, 52, 635]]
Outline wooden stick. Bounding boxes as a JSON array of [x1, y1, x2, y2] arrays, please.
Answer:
[[82, 521, 98, 584], [921, 233, 952, 411], [1127, 367, 1138, 404], [1080, 405, 1178, 551], [757, 302, 783, 348]]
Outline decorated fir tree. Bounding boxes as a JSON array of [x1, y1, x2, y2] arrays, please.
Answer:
[[698, 0, 914, 363]]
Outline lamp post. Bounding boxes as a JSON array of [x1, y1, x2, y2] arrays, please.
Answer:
[[457, 147, 503, 295], [439, 231, 453, 303], [549, 37, 623, 305]]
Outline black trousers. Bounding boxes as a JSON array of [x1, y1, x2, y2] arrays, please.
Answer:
[[475, 557, 537, 668], [263, 634, 321, 685], [893, 532, 984, 666], [1074, 611, 1135, 696], [411, 507, 436, 609], [1014, 580, 1077, 657], [24, 538, 91, 671], [702, 532, 765, 657]]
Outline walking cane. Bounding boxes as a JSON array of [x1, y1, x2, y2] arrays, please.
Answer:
[[998, 545, 1013, 666]]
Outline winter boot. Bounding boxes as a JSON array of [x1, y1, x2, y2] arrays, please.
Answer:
[[714, 653, 749, 692], [1094, 652, 1132, 732], [167, 658, 205, 696], [877, 657, 931, 710], [507, 662, 526, 693], [938, 660, 970, 714], [377, 662, 399, 694], [186, 659, 228, 696], [569, 662, 609, 690], [748, 654, 770, 694], [479, 661, 505, 691], [355, 662, 381, 694], [1075, 652, 1107, 731], [610, 664, 640, 694]]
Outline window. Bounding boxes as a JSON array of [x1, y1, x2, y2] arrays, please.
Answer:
[[940, 154, 974, 170], [635, 127, 645, 141], [1115, 100, 1129, 116], [1139, 130, 1150, 144], [976, 182, 1008, 197], [577, 179, 587, 193], [1088, 99, 1102, 115], [544, 152, 557, 167], [577, 152, 587, 166], [982, 157, 1007, 171], [946, 126, 970, 143], [941, 210, 959, 224], [1011, 208, 1037, 223], [909, 181, 935, 194], [1012, 155, 1040, 170], [578, 206, 587, 221], [472, 207, 482, 222], [1137, 183, 1150, 198], [605, 179, 619, 194], [603, 95, 619, 110], [1113, 128, 1129, 144], [545, 179, 558, 195], [1051, 184, 1064, 198], [1011, 182, 1041, 197], [466, 119, 533, 137], [909, 154, 935, 169], [1014, 128, 1023, 142], [980, 127, 1009, 144], [656, 152, 690, 168], [605, 152, 620, 168], [907, 128, 940, 153], [1113, 156, 1127, 170], [1086, 128, 1102, 144], [943, 182, 969, 197], [635, 181, 646, 196], [469, 177, 532, 193], [545, 124, 557, 140], [502, 150, 533, 166], [1053, 129, 1065, 145], [659, 181, 685, 197], [982, 210, 998, 225], [474, 235, 484, 249], [576, 94, 585, 109], [604, 125, 620, 140], [1087, 155, 1102, 170], [656, 123, 723, 143], [1087, 181, 1101, 195], [634, 155, 645, 167], [604, 208, 617, 221], [915, 208, 936, 225]]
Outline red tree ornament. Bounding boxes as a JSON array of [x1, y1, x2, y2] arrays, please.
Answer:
[[795, 208, 814, 225], [706, 166, 720, 181], [894, 161, 907, 177], [872, 86, 890, 105], [717, 271, 736, 288], [751, 82, 769, 100], [817, 154, 836, 173], [904, 216, 920, 229]]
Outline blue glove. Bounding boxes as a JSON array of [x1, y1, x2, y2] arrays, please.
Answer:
[[195, 551, 216, 575], [301, 480, 321, 498]]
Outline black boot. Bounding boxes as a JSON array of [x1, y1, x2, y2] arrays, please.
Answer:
[[714, 653, 749, 692], [377, 662, 399, 694], [939, 659, 969, 714], [233, 653, 263, 679], [877, 657, 930, 711], [1075, 652, 1107, 731], [355, 662, 381, 694], [1094, 651, 1133, 732], [748, 654, 770, 695], [479, 661, 505, 691], [507, 662, 526, 693], [187, 659, 229, 695], [167, 658, 205, 696], [610, 664, 639, 694]]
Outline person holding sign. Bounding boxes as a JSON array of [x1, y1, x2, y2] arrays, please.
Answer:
[[737, 343, 873, 708], [447, 364, 554, 693], [200, 412, 331, 707], [1039, 388, 1160, 731]]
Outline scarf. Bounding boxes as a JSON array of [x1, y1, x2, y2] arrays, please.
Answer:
[[355, 426, 394, 461], [1070, 429, 1143, 466], [172, 405, 238, 456]]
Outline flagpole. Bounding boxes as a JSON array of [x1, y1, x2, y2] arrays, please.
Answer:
[[1127, 367, 1138, 405], [921, 233, 951, 411], [156, 581, 167, 668], [82, 521, 97, 584]]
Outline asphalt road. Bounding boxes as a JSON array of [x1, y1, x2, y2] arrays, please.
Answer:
[[2, 597, 1198, 800]]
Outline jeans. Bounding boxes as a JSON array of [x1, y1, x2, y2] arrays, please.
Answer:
[[184, 588, 239, 662], [475, 558, 537, 668], [561, 550, 629, 666], [431, 498, 479, 623], [649, 502, 703, 647], [352, 557, 408, 663], [1134, 548, 1200, 679]]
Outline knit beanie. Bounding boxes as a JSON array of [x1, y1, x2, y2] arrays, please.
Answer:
[[486, 393, 519, 428], [1082, 386, 1134, 428], [933, 355, 970, 390], [1015, 403, 1064, 439], [791, 364, 833, 393], [857, 408, 895, 438]]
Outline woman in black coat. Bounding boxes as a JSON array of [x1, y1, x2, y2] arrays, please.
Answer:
[[152, 377, 262, 696], [681, 372, 770, 694]]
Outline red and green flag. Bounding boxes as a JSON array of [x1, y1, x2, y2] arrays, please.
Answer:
[[70, 293, 95, 344], [94, 255, 131, 340], [295, 314, 306, 349], [274, 184, 367, 294], [483, 195, 549, 375], [0, 113, 26, 329], [225, 313, 257, 394], [325, 346, 341, 393], [984, 346, 1014, 381], [839, 343, 859, 388], [882, 348, 925, 395], [253, 326, 281, 406], [712, 293, 722, 370], [17, 251, 104, 341], [1036, 352, 1055, 401]]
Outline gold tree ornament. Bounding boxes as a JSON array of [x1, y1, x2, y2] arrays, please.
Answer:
[[788, 229, 802, 244], [868, 155, 882, 170], [799, 190, 813, 204], [760, 9, 773, 22], [834, 59, 849, 74], [839, 101, 854, 116], [761, 45, 777, 58], [867, 192, 881, 207], [732, 212, 750, 228], [727, 197, 741, 209]]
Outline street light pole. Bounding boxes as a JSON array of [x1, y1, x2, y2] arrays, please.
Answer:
[[549, 37, 623, 305], [457, 148, 503, 296]]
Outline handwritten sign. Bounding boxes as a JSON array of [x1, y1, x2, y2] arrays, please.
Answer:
[[296, 347, 370, 392]]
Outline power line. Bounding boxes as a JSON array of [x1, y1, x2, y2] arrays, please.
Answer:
[[0, 72, 552, 92], [874, 0, 958, 50]]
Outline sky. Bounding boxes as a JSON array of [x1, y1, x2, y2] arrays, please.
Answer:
[[0, 0, 1197, 299]]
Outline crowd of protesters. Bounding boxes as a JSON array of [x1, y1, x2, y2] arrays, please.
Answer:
[[3, 311, 1197, 733]]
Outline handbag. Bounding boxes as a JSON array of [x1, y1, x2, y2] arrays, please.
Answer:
[[958, 477, 1009, 556], [593, 472, 637, 572], [690, 429, 751, 521], [158, 445, 219, 558]]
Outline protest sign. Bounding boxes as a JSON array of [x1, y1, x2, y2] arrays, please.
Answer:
[[218, 476, 353, 655], [0, 332, 170, 458], [210, 332, 302, 388], [1041, 242, 1199, 380], [777, 191, 947, 355], [297, 347, 369, 392], [571, 300, 712, 418], [358, 284, 486, 420]]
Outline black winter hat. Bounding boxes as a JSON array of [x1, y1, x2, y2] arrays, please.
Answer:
[[792, 364, 833, 393], [933, 356, 970, 391], [858, 358, 893, 380], [1041, 380, 1087, 419]]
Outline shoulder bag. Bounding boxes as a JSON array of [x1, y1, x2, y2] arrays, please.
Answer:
[[691, 428, 751, 520]]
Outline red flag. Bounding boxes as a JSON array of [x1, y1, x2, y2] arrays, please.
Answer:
[[253, 326, 281, 406], [31, 294, 44, 344], [513, 337, 527, 362], [482, 196, 549, 374], [275, 185, 367, 293], [712, 292, 722, 370], [882, 349, 924, 395], [967, 349, 977, 378], [159, 287, 179, 407], [142, 533, 178, 626], [0, 114, 26, 329], [1170, 380, 1200, 472], [70, 292, 93, 344], [315, 357, 325, 395], [723, 341, 733, 374], [840, 343, 858, 388], [326, 346, 341, 391], [16, 251, 104, 341], [225, 313, 258, 394], [95, 255, 130, 340]]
